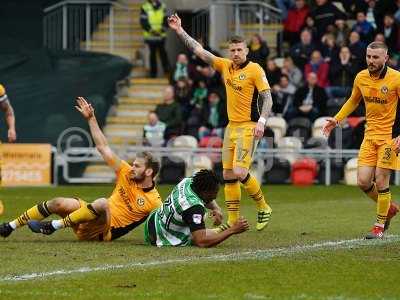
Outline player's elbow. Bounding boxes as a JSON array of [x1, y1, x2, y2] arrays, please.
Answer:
[[192, 237, 213, 248]]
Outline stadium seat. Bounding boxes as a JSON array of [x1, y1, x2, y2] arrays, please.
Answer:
[[263, 157, 291, 184], [190, 155, 213, 175], [199, 136, 223, 148], [328, 124, 354, 149], [318, 160, 344, 184], [312, 116, 329, 138], [266, 116, 287, 142], [276, 136, 302, 164], [304, 137, 329, 149], [291, 157, 318, 185], [172, 135, 198, 148], [286, 117, 312, 142], [347, 116, 363, 128], [344, 158, 358, 185], [159, 156, 186, 184], [326, 97, 346, 117]]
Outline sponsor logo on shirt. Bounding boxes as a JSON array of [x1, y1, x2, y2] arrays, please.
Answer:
[[226, 79, 242, 91], [364, 96, 387, 104], [192, 214, 203, 224]]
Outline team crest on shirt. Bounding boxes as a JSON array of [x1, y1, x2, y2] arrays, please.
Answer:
[[137, 197, 145, 206], [239, 73, 246, 80], [381, 86, 389, 94], [192, 214, 203, 224]]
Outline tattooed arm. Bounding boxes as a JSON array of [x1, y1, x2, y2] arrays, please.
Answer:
[[0, 99, 16, 142], [253, 89, 273, 139], [168, 13, 216, 65]]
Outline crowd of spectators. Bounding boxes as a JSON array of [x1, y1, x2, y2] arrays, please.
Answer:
[[144, 0, 400, 149]]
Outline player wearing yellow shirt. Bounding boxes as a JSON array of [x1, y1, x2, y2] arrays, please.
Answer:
[[168, 14, 273, 232], [0, 84, 17, 215], [0, 97, 162, 241], [323, 42, 400, 239]]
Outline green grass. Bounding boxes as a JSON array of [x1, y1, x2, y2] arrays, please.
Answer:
[[0, 185, 400, 300]]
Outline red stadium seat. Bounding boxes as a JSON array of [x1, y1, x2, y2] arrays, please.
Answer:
[[199, 136, 223, 148], [291, 157, 318, 186]]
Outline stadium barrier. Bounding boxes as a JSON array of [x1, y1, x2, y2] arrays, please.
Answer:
[[53, 147, 400, 186]]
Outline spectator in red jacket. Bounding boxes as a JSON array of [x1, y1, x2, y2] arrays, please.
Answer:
[[304, 50, 330, 88], [283, 0, 309, 46]]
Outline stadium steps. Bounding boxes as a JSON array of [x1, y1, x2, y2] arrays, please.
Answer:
[[82, 77, 169, 179]]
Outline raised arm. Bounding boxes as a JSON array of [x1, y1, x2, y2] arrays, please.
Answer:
[[75, 97, 121, 171], [168, 13, 216, 65], [0, 99, 16, 143]]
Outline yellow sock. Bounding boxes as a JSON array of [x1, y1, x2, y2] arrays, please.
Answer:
[[241, 174, 268, 210], [61, 204, 99, 228], [363, 183, 378, 202], [12, 201, 51, 228], [376, 189, 391, 225], [224, 179, 241, 226]]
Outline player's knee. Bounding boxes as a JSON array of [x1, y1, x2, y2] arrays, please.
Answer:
[[357, 177, 372, 191], [375, 174, 390, 190], [91, 198, 108, 214], [232, 168, 247, 181], [46, 197, 67, 213]]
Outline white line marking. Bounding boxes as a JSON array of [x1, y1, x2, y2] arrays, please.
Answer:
[[1, 235, 399, 282]]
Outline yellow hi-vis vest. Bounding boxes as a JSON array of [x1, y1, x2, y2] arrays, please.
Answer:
[[142, 2, 166, 40]]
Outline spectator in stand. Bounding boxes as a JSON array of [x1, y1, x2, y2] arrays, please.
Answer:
[[283, 0, 310, 46], [352, 11, 375, 44], [281, 56, 303, 88], [363, 0, 378, 30], [140, 0, 170, 78], [248, 34, 270, 70], [173, 53, 189, 82], [374, 0, 397, 29], [271, 74, 296, 120], [321, 33, 339, 63], [197, 65, 223, 92], [326, 46, 358, 99], [374, 32, 385, 43], [143, 111, 166, 147], [333, 17, 351, 47], [290, 29, 317, 71], [275, 0, 295, 20], [378, 14, 399, 55], [348, 31, 366, 68], [174, 77, 192, 118], [191, 81, 208, 109], [302, 16, 318, 43], [265, 59, 282, 87], [155, 85, 182, 140], [290, 72, 327, 121], [395, 0, 400, 24], [198, 91, 228, 140], [304, 50, 330, 88], [310, 0, 346, 39]]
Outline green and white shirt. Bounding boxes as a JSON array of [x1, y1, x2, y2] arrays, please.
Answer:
[[145, 178, 206, 247]]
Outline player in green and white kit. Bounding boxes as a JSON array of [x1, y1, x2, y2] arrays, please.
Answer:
[[145, 169, 249, 247]]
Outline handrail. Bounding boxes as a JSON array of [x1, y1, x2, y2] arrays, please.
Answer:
[[44, 0, 131, 13], [213, 0, 282, 14]]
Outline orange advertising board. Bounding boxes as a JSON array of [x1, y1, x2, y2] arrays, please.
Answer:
[[0, 144, 51, 186]]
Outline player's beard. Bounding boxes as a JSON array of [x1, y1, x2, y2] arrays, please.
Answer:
[[368, 62, 384, 76], [131, 172, 146, 183]]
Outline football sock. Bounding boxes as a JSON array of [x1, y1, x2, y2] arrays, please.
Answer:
[[55, 204, 99, 229], [11, 201, 51, 229], [363, 183, 378, 202], [241, 173, 268, 210], [224, 179, 241, 226], [376, 188, 391, 225]]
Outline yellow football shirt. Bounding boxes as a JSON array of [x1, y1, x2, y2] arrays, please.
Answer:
[[108, 160, 162, 231], [335, 66, 400, 139], [213, 58, 270, 123], [0, 84, 7, 103]]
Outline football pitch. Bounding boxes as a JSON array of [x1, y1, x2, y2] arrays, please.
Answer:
[[0, 184, 399, 300]]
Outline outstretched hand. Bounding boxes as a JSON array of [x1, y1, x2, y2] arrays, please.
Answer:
[[322, 117, 338, 137], [167, 13, 182, 31], [75, 96, 95, 120]]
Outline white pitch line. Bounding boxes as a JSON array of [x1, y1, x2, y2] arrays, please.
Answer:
[[1, 235, 399, 282]]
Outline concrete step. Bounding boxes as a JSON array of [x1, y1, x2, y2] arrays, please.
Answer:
[[98, 23, 142, 30], [89, 48, 137, 60], [108, 136, 143, 145], [130, 78, 169, 85], [118, 103, 156, 111], [127, 88, 163, 98], [119, 97, 163, 105], [84, 40, 143, 49], [107, 116, 147, 124], [92, 31, 143, 42], [105, 129, 143, 138], [130, 66, 149, 78], [115, 108, 149, 117]]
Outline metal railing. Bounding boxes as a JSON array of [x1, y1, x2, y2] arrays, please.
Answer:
[[43, 0, 132, 52], [192, 0, 282, 50], [51, 146, 400, 186]]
